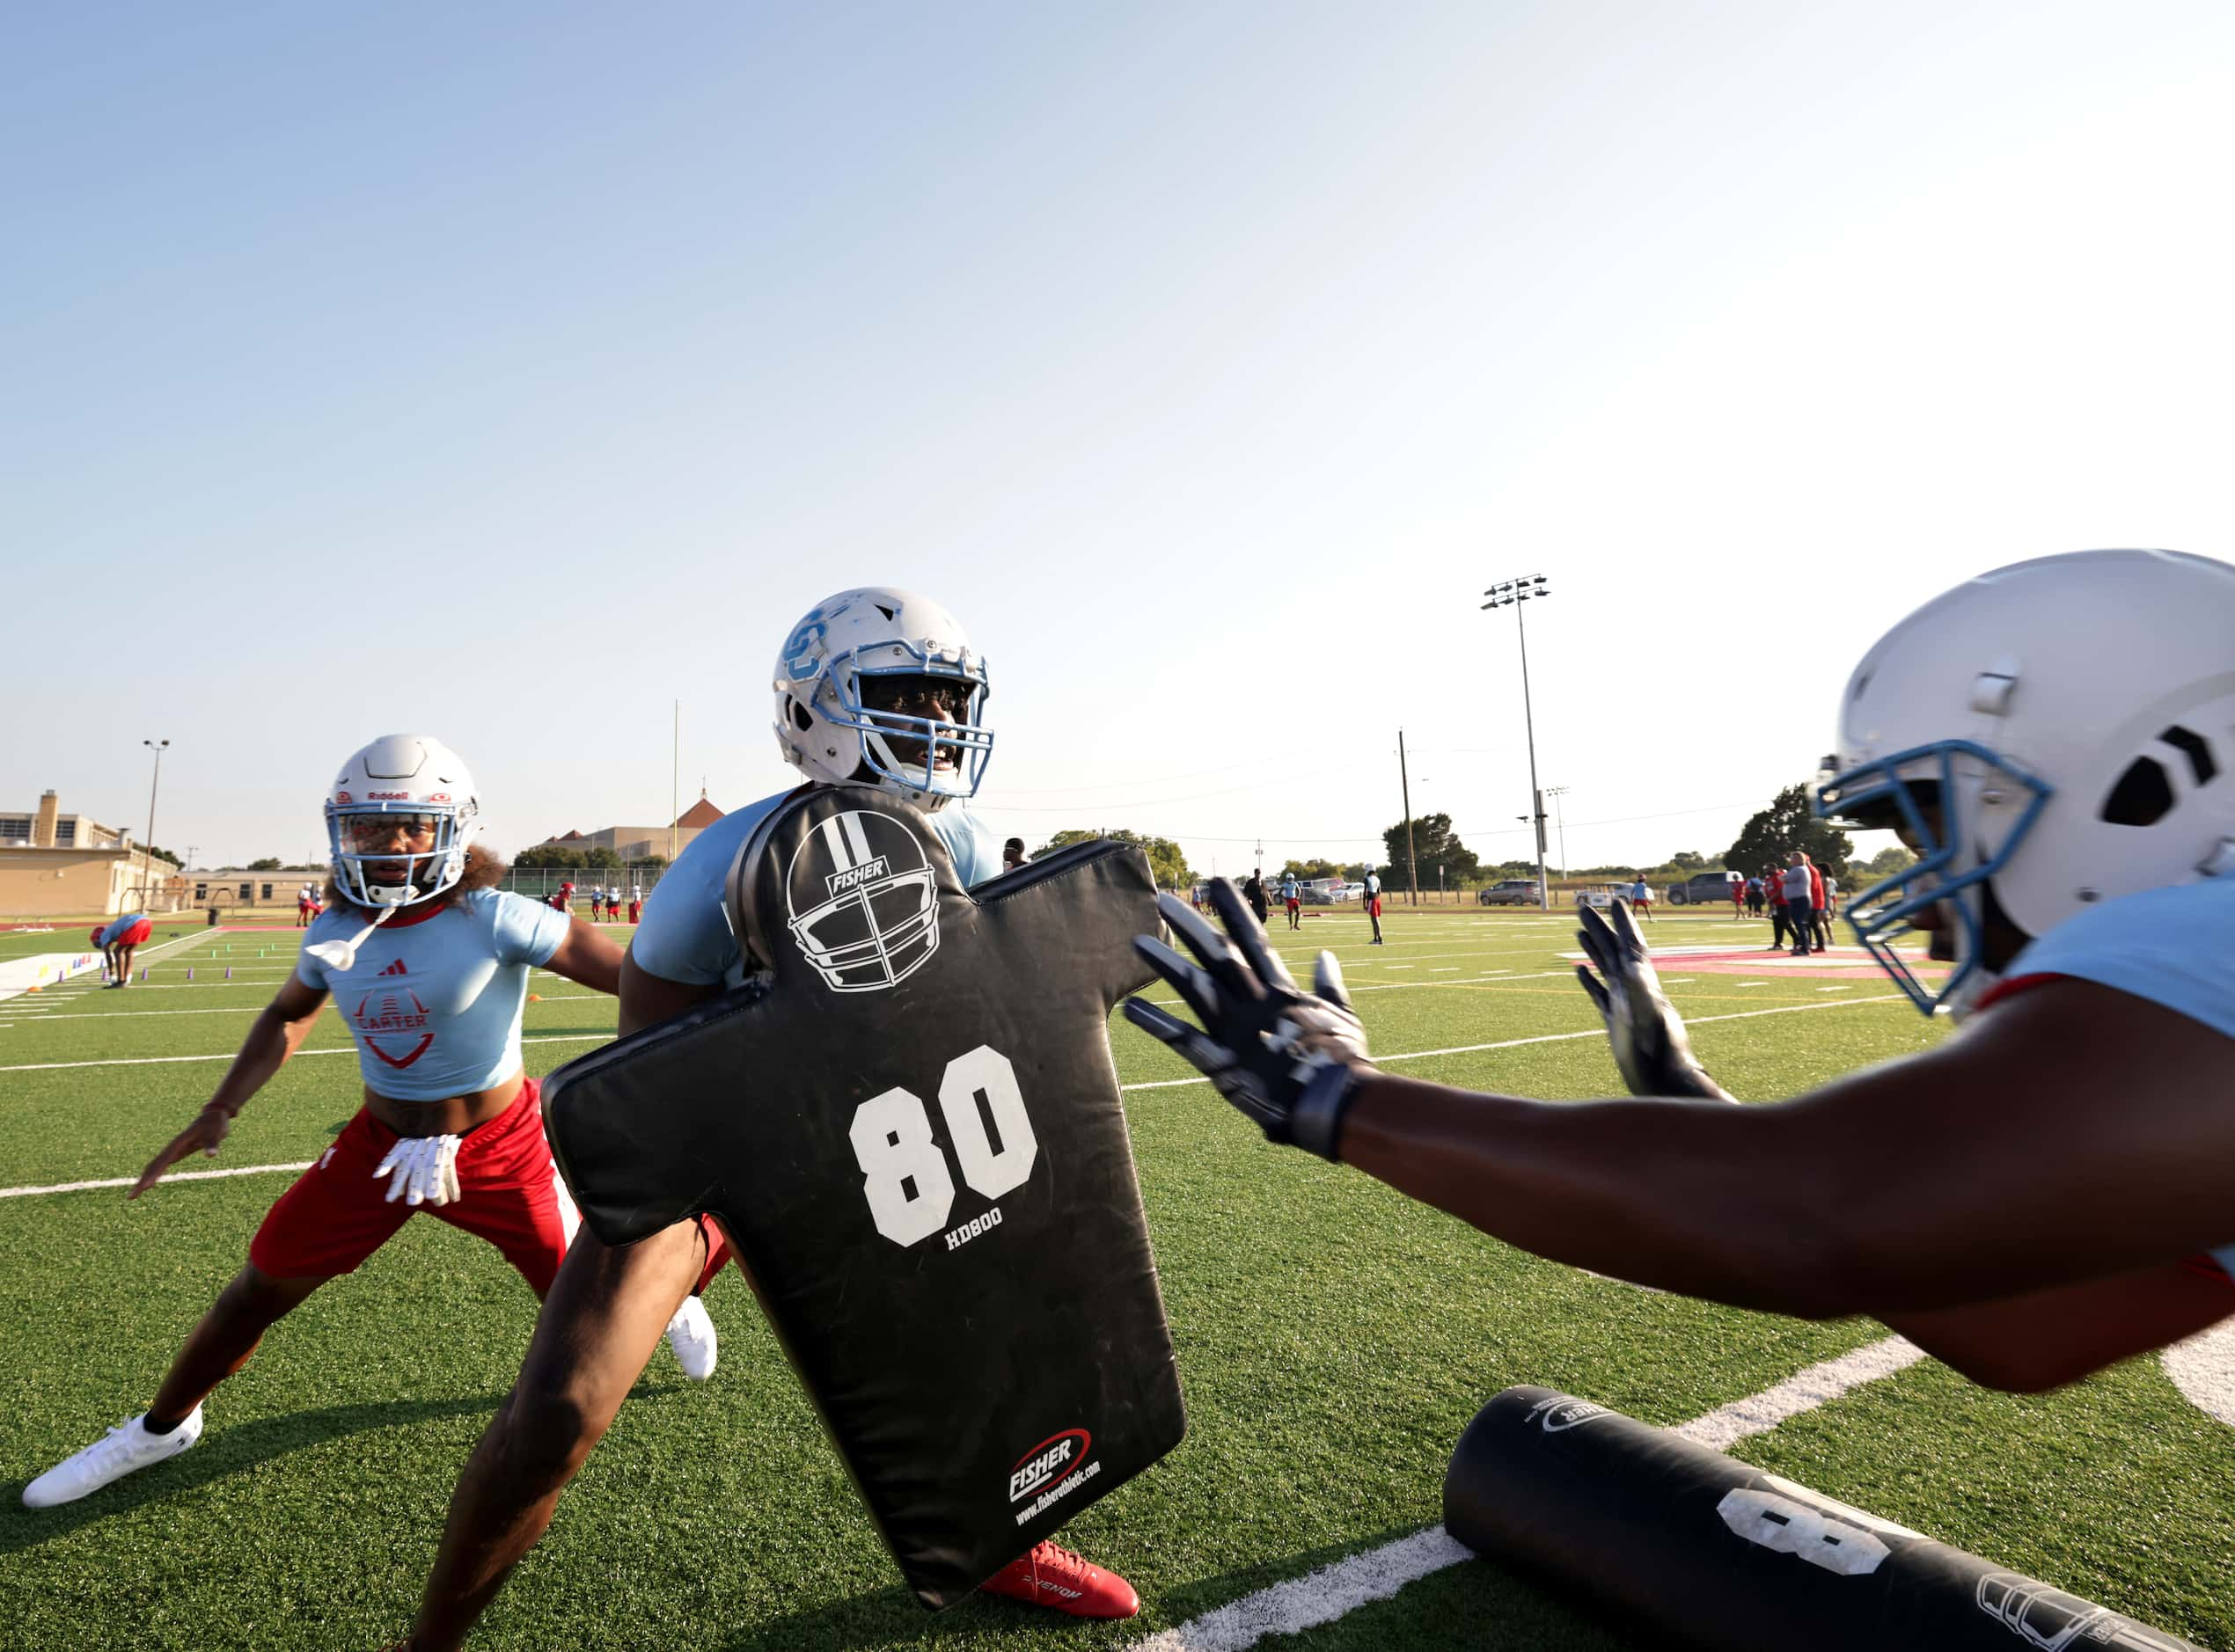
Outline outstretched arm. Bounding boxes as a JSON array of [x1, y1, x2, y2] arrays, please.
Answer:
[[1129, 882, 2235, 1319], [132, 976, 329, 1196]]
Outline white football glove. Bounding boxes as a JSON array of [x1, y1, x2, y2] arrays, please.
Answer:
[[373, 1133, 463, 1206]]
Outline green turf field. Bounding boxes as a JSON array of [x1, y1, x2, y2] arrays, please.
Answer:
[[3, 909, 2229, 1650]]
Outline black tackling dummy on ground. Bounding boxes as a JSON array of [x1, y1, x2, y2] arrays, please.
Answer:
[[544, 786, 1185, 1610], [1444, 1386, 2200, 1651]]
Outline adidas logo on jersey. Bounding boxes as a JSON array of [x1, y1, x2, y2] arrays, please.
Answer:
[[377, 958, 407, 976]]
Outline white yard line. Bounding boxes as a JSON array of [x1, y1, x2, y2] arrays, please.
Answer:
[[1132, 1334, 1927, 1651], [0, 1030, 618, 1075], [0, 993, 1909, 1190], [0, 1160, 316, 1199], [1123, 994, 1904, 1091], [0, 994, 612, 1024]]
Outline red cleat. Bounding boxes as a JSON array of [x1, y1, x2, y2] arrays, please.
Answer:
[[980, 1539, 1140, 1619]]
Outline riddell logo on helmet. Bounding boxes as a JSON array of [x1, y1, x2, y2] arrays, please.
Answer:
[[1008, 1429, 1091, 1503], [366, 791, 412, 800], [424, 792, 451, 803]]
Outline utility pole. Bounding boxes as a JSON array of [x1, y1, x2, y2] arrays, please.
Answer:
[[1397, 729, 1418, 906], [1482, 579, 1551, 908], [141, 739, 170, 908], [1542, 786, 1570, 886]]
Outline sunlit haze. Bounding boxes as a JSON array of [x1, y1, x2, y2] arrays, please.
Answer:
[[9, 3, 2232, 876]]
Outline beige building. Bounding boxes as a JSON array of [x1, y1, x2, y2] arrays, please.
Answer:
[[0, 791, 187, 917], [189, 869, 326, 910], [538, 794, 725, 863]]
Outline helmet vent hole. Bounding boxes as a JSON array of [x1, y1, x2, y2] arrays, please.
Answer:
[[2159, 725, 2218, 786], [876, 603, 898, 621], [2101, 757, 2174, 827], [790, 701, 813, 732]]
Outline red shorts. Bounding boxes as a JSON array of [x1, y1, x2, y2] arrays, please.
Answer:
[[1367, 897, 1383, 917], [112, 918, 153, 947], [251, 1077, 580, 1291], [1286, 899, 1301, 912]]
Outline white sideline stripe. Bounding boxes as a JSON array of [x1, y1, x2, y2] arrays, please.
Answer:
[[0, 1160, 315, 1199], [1124, 993, 1904, 1091], [1134, 1334, 1926, 1651]]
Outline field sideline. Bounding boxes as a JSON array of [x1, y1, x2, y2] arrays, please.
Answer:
[[3, 907, 2230, 1650]]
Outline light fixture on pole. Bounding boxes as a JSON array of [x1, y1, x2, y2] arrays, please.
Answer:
[[141, 739, 170, 908], [1481, 577, 1551, 909]]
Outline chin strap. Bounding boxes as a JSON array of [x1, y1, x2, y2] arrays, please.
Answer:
[[302, 893, 411, 975]]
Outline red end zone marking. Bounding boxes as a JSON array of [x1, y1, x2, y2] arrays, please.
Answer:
[[1578, 946, 1948, 982]]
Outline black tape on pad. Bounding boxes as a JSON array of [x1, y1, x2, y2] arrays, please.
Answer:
[[546, 787, 1184, 1609], [1444, 1387, 2201, 1652]]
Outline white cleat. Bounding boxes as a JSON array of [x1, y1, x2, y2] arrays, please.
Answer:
[[23, 1407, 204, 1508], [663, 1295, 718, 1382]]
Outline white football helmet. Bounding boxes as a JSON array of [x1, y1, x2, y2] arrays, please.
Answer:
[[784, 808, 941, 992], [325, 734, 484, 908], [771, 588, 993, 806], [1817, 549, 2235, 1016]]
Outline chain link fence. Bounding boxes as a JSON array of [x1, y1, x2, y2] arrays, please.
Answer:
[[499, 865, 670, 901]]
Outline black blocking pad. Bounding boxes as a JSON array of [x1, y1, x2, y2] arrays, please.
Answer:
[[544, 786, 1186, 1609], [1444, 1386, 2201, 1651]]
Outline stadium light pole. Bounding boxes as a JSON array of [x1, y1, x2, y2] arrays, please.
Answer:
[[1481, 578, 1550, 909], [141, 739, 169, 909]]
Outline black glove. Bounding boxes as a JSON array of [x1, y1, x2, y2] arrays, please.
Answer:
[[1574, 899, 1733, 1102], [1123, 880, 1370, 1159]]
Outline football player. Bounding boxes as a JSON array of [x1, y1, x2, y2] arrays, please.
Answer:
[[396, 590, 1137, 1652], [21, 735, 718, 1510], [1127, 551, 2235, 1392], [102, 909, 153, 987]]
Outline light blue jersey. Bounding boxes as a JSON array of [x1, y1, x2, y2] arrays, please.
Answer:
[[632, 788, 1003, 989], [296, 888, 569, 1101], [1996, 876, 2235, 1274]]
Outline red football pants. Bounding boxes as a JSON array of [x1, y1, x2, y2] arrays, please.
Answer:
[[250, 1075, 731, 1297], [251, 1078, 578, 1291]]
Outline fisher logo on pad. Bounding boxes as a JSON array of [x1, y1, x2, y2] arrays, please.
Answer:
[[786, 808, 940, 993]]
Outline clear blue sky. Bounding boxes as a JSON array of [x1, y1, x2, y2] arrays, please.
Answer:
[[8, 3, 2233, 874]]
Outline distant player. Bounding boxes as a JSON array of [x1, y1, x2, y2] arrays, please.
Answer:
[[20, 735, 721, 1511], [1730, 876, 1745, 918], [1003, 836, 1027, 873], [1362, 867, 1383, 944], [102, 910, 152, 987], [627, 882, 643, 925], [397, 589, 1138, 1651], [1130, 551, 2235, 1395], [1279, 871, 1302, 930], [297, 884, 314, 928], [1628, 874, 1652, 922]]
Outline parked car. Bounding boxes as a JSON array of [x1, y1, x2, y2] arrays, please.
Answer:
[[1477, 879, 1540, 906], [1573, 883, 1631, 910], [1665, 870, 1744, 905]]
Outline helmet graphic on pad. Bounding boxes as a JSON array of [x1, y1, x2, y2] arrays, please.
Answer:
[[784, 808, 941, 992]]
